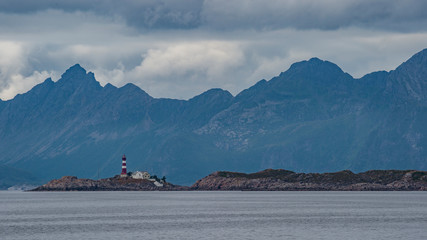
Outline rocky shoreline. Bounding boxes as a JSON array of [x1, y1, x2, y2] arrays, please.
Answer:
[[32, 175, 188, 191], [191, 169, 427, 191], [32, 169, 427, 191]]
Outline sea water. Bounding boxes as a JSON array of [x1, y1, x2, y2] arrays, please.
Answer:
[[1, 191, 426, 240]]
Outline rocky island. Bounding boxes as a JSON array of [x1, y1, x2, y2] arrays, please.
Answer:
[[191, 169, 427, 191], [33, 169, 427, 191], [32, 175, 188, 191]]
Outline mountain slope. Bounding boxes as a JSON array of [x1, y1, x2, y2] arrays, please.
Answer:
[[0, 164, 40, 189], [1, 49, 427, 185]]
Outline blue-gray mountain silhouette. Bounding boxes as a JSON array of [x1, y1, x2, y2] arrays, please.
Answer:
[[1, 49, 427, 187]]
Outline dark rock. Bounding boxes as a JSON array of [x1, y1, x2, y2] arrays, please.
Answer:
[[191, 169, 427, 191], [32, 175, 188, 191]]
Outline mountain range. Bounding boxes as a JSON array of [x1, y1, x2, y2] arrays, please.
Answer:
[[1, 49, 427, 187]]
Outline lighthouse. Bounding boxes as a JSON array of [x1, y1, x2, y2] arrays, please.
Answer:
[[121, 154, 127, 177]]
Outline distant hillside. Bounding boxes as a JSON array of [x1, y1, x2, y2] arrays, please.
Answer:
[[0, 164, 40, 189], [1, 49, 427, 185]]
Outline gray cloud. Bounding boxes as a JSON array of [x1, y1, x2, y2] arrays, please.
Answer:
[[201, 0, 427, 32], [0, 0, 203, 29], [0, 1, 427, 100], [1, 0, 427, 31]]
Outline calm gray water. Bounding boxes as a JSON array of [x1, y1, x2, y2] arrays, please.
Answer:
[[1, 191, 426, 240]]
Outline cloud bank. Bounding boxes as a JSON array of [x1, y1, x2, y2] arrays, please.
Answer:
[[0, 0, 427, 100]]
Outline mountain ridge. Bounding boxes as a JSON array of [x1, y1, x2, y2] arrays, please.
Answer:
[[1, 49, 427, 187]]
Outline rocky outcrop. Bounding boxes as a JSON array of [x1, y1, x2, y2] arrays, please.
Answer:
[[191, 169, 427, 191], [32, 169, 427, 191], [32, 175, 188, 191]]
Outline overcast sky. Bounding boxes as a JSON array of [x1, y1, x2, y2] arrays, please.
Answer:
[[1, 0, 427, 100]]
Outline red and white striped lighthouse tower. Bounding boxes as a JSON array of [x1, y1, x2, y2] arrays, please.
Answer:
[[121, 154, 127, 177]]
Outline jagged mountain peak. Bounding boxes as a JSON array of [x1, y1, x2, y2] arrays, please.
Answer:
[[282, 57, 348, 78], [104, 83, 117, 89], [120, 82, 140, 90], [360, 70, 389, 80], [189, 88, 233, 103], [120, 83, 148, 93], [43, 77, 54, 84], [61, 64, 86, 78], [58, 64, 94, 82], [387, 48, 427, 101], [263, 57, 354, 99], [394, 48, 427, 72], [56, 64, 101, 90], [408, 48, 427, 61], [235, 79, 268, 100], [31, 77, 54, 92], [203, 88, 232, 95], [116, 83, 152, 101], [8, 77, 55, 102]]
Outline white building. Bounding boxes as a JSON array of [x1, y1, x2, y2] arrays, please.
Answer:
[[153, 181, 163, 187], [131, 171, 151, 180]]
